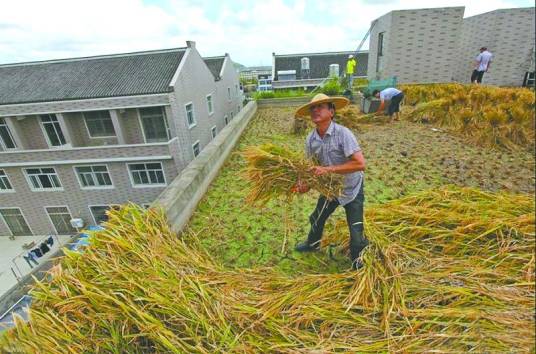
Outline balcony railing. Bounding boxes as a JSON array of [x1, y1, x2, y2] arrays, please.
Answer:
[[0, 138, 179, 168]]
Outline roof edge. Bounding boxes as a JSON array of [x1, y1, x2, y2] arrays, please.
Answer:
[[0, 47, 188, 68], [274, 50, 368, 58]]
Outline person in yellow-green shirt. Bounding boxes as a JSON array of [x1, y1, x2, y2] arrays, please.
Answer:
[[346, 55, 357, 89]]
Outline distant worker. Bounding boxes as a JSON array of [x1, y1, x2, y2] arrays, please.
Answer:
[[372, 87, 404, 122], [346, 55, 357, 89], [471, 47, 493, 84]]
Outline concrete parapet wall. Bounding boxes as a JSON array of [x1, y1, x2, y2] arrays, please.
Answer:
[[256, 97, 310, 107], [153, 101, 257, 232]]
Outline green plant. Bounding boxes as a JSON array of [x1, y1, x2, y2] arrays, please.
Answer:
[[319, 77, 343, 95]]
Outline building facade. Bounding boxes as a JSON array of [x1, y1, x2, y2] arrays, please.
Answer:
[[239, 66, 272, 82], [367, 6, 535, 86], [0, 41, 242, 237], [272, 51, 368, 90], [367, 7, 464, 83], [453, 7, 535, 86]]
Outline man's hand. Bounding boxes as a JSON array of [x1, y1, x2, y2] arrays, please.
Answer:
[[310, 166, 333, 176], [291, 179, 310, 193]]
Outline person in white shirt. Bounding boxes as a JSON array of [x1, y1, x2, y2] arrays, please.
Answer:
[[373, 87, 404, 122], [471, 47, 493, 84]]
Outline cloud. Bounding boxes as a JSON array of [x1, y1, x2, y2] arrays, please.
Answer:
[[0, 0, 532, 66]]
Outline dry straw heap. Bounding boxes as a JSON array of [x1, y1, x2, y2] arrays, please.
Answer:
[[400, 83, 535, 151], [1, 186, 534, 352], [293, 104, 379, 135], [242, 143, 345, 204]]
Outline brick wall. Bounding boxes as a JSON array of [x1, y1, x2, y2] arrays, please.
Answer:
[[0, 156, 178, 236], [454, 8, 535, 86], [369, 7, 465, 83]]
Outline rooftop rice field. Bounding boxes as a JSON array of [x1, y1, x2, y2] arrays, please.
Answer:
[[184, 103, 534, 274], [2, 85, 534, 352]]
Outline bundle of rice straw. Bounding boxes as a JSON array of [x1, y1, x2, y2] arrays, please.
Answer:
[[2, 186, 533, 352], [242, 143, 345, 204]]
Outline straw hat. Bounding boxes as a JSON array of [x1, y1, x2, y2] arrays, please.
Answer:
[[295, 93, 350, 117]]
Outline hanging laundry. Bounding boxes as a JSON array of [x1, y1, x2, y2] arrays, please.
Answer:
[[23, 254, 39, 268], [30, 248, 43, 258], [46, 236, 54, 247], [39, 242, 50, 255]]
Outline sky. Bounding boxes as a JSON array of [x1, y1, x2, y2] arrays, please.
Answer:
[[0, 0, 533, 67]]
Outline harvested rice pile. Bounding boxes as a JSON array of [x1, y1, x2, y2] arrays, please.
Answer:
[[293, 104, 384, 135], [2, 186, 534, 352], [242, 143, 344, 204], [400, 84, 535, 151]]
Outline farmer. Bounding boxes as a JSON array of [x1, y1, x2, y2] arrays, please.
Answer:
[[373, 87, 404, 121], [471, 47, 493, 84], [292, 93, 368, 270], [346, 55, 357, 89]]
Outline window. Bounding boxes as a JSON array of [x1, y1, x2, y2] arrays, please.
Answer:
[[211, 126, 217, 139], [224, 115, 229, 126], [84, 110, 116, 137], [192, 141, 200, 157], [0, 170, 13, 192], [75, 165, 113, 188], [128, 162, 166, 186], [227, 87, 231, 101], [45, 206, 76, 234], [89, 205, 119, 225], [185, 103, 196, 128], [377, 32, 385, 73], [235, 84, 238, 97], [0, 117, 17, 149], [230, 111, 234, 120], [24, 167, 62, 191], [138, 107, 170, 143], [206, 94, 214, 115], [378, 32, 385, 56], [40, 114, 66, 147], [237, 105, 240, 113], [0, 208, 32, 236]]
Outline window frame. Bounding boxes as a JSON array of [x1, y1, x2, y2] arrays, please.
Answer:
[[0, 169, 14, 193], [0, 117, 18, 150], [227, 87, 232, 101], [184, 102, 196, 129], [211, 126, 217, 139], [224, 115, 229, 126], [23, 167, 63, 192], [126, 162, 167, 188], [0, 207, 33, 236], [88, 204, 120, 225], [73, 164, 114, 190], [137, 106, 171, 143], [39, 114, 67, 148], [192, 140, 200, 157], [206, 94, 214, 116], [82, 110, 116, 138], [44, 205, 76, 235]]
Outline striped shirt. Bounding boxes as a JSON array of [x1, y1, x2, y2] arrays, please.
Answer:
[[305, 121, 363, 205]]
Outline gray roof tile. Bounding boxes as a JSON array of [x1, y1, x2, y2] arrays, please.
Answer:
[[0, 48, 187, 105], [203, 56, 225, 80]]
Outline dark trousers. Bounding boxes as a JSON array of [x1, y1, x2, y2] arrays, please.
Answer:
[[388, 92, 404, 116], [471, 70, 485, 83], [307, 184, 368, 259]]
